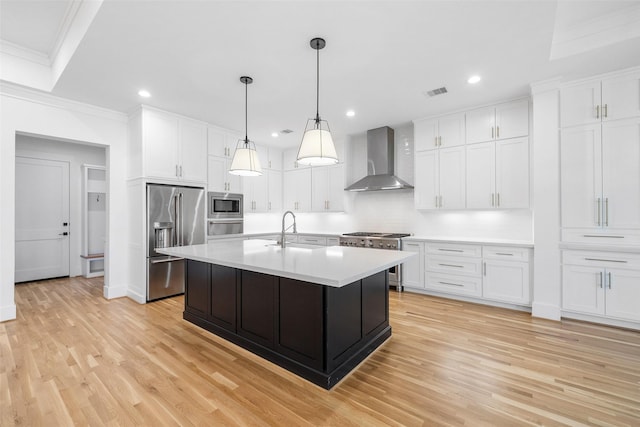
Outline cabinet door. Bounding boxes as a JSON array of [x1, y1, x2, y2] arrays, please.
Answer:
[[401, 242, 424, 289], [495, 137, 529, 209], [466, 142, 495, 209], [311, 167, 329, 211], [268, 147, 283, 170], [267, 170, 282, 212], [185, 260, 210, 318], [144, 110, 179, 179], [295, 168, 312, 212], [560, 125, 602, 228], [495, 99, 529, 140], [466, 106, 495, 144], [243, 174, 268, 212], [439, 146, 465, 209], [560, 80, 601, 127], [605, 268, 640, 322], [438, 113, 466, 148], [414, 150, 439, 210], [283, 148, 301, 170], [207, 127, 230, 158], [602, 119, 640, 229], [483, 260, 530, 304], [414, 119, 439, 151], [210, 264, 237, 332], [562, 265, 605, 315], [180, 120, 208, 183], [601, 72, 640, 122], [254, 144, 268, 171], [207, 156, 227, 193]]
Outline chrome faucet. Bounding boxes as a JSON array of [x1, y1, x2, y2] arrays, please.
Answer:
[[280, 210, 297, 248]]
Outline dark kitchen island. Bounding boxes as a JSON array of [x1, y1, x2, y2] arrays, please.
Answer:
[[158, 239, 415, 389]]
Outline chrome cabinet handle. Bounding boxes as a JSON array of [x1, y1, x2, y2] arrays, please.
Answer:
[[491, 127, 494, 139], [491, 193, 495, 207], [438, 248, 463, 252], [608, 272, 612, 289], [596, 198, 601, 226], [597, 271, 603, 288], [435, 196, 439, 208], [596, 105, 600, 119], [605, 197, 609, 227], [496, 126, 500, 138], [179, 165, 183, 177], [439, 263, 464, 268], [438, 136, 442, 146], [268, 201, 271, 210], [604, 104, 608, 118], [439, 195, 443, 208], [497, 193, 500, 207], [435, 136, 438, 147], [585, 258, 627, 263], [439, 281, 464, 287], [483, 262, 487, 276]]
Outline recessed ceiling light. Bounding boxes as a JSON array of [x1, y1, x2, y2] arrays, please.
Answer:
[[346, 110, 355, 117], [467, 75, 481, 84], [271, 132, 279, 137], [138, 89, 151, 97]]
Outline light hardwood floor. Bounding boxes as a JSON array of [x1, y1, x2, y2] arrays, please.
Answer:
[[2, 276, 639, 426]]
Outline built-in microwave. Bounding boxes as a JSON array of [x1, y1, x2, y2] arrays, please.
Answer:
[[208, 192, 243, 219]]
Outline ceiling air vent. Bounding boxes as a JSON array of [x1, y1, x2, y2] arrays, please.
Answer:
[[280, 129, 293, 134], [424, 87, 448, 97]]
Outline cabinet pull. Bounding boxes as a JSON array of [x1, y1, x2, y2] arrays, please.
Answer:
[[268, 201, 271, 210], [179, 165, 183, 177], [269, 160, 272, 168], [439, 281, 464, 287], [582, 234, 624, 238], [438, 136, 442, 146], [483, 262, 487, 276], [605, 197, 609, 227], [584, 258, 627, 263], [438, 248, 463, 252], [596, 105, 600, 119], [435, 136, 438, 147], [496, 126, 500, 138], [608, 272, 612, 289], [326, 200, 330, 210], [491, 193, 495, 207], [439, 195, 443, 208], [596, 198, 601, 226], [491, 127, 494, 139], [175, 165, 179, 177], [439, 263, 464, 268], [597, 271, 603, 288], [496, 253, 514, 256], [435, 196, 439, 208], [497, 193, 500, 207], [603, 104, 608, 118]]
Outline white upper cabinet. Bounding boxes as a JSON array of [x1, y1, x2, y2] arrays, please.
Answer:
[[283, 148, 307, 170], [283, 168, 312, 212], [466, 137, 529, 209], [267, 170, 282, 213], [466, 99, 529, 144], [414, 113, 465, 151], [560, 118, 640, 243], [243, 173, 268, 212], [415, 147, 465, 210], [128, 107, 208, 183], [207, 156, 242, 193], [561, 71, 640, 128], [208, 126, 235, 158], [311, 164, 344, 212]]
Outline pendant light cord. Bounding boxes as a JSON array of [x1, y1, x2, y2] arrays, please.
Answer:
[[244, 80, 249, 146], [315, 42, 320, 124]]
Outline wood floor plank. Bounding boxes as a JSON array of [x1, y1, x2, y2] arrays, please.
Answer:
[[1, 276, 639, 426]]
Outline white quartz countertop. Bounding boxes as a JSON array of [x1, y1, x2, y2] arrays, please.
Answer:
[[403, 236, 534, 248], [158, 239, 416, 287]]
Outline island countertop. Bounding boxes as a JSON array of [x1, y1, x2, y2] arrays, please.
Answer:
[[157, 239, 416, 287]]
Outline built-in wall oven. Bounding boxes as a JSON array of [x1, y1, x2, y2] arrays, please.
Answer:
[[339, 232, 410, 291], [207, 192, 244, 236]]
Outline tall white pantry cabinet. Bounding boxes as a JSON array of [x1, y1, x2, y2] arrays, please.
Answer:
[[560, 68, 640, 328]]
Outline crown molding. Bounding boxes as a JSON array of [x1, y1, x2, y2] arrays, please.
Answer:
[[0, 40, 50, 66]]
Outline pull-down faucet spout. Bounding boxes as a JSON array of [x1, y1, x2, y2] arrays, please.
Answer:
[[280, 211, 297, 248]]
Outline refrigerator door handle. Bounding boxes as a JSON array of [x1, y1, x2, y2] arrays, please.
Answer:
[[179, 192, 184, 246]]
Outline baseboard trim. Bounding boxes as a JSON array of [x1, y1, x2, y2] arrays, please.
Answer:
[[532, 302, 561, 321], [0, 303, 17, 322], [102, 283, 127, 300], [126, 289, 146, 304]]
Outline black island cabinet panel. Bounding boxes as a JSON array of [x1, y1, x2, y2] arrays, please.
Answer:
[[237, 270, 277, 349], [184, 259, 210, 318], [210, 264, 237, 332], [276, 278, 324, 370], [183, 260, 391, 389]]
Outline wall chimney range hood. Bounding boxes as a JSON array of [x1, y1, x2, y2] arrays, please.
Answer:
[[345, 126, 414, 192]]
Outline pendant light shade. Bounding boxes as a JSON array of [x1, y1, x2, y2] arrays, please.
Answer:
[[297, 37, 338, 166], [229, 76, 262, 176]]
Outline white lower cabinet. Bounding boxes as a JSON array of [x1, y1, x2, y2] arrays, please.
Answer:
[[562, 250, 640, 323], [402, 240, 532, 307]]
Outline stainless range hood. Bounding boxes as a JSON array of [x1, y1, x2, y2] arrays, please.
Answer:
[[345, 126, 414, 192]]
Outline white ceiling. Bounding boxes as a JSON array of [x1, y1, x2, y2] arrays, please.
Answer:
[[2, 0, 640, 149]]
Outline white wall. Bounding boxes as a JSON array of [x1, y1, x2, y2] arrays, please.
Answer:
[[15, 135, 106, 277], [0, 83, 129, 322]]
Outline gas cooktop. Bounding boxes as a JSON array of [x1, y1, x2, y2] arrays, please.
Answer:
[[342, 232, 411, 239]]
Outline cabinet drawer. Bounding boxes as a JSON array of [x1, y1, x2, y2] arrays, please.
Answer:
[[483, 246, 531, 261], [426, 243, 482, 258], [426, 255, 482, 277], [561, 228, 640, 245], [298, 235, 327, 246], [563, 250, 640, 269], [425, 272, 482, 297]]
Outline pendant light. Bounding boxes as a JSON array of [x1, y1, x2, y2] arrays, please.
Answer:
[[296, 37, 338, 166], [229, 76, 262, 176]]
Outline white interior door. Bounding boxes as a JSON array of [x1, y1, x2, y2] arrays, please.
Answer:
[[15, 157, 70, 282]]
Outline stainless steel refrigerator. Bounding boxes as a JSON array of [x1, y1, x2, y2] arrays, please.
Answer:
[[147, 184, 205, 301]]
